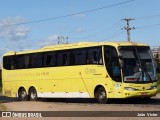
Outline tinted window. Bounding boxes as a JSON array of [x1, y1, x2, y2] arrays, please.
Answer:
[[16, 55, 25, 69], [56, 52, 63, 66], [87, 47, 102, 64], [104, 46, 121, 82], [30, 53, 42, 68], [70, 51, 76, 65], [24, 55, 30, 68], [43, 52, 56, 67], [62, 52, 70, 66], [75, 49, 86, 65], [3, 56, 12, 70], [3, 46, 103, 70]]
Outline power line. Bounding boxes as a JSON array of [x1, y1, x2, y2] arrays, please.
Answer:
[[0, 0, 135, 28], [71, 20, 123, 40], [82, 29, 123, 42], [96, 30, 125, 42], [135, 14, 160, 20], [136, 23, 160, 29]]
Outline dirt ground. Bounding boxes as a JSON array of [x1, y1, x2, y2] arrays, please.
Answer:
[[0, 96, 160, 120]]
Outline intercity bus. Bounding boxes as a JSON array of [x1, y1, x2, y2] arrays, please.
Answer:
[[2, 42, 157, 103]]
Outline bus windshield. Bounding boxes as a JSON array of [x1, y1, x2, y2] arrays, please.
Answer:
[[119, 46, 156, 83]]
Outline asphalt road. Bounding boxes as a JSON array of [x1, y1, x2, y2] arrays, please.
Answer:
[[0, 95, 160, 120]]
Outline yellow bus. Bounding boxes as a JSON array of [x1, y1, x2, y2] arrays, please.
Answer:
[[2, 42, 158, 103]]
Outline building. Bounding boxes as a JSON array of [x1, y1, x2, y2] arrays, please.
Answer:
[[152, 47, 160, 70]]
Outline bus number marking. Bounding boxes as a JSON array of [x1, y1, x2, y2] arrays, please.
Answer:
[[85, 68, 96, 74]]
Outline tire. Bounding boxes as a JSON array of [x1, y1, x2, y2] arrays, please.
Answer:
[[29, 87, 38, 101], [18, 88, 28, 101], [95, 87, 108, 104], [143, 97, 151, 100]]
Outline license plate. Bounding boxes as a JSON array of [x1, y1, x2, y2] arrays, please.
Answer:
[[141, 92, 147, 96]]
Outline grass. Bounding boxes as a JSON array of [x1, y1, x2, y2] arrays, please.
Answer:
[[0, 103, 7, 111]]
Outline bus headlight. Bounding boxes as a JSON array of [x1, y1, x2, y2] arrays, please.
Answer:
[[148, 86, 157, 90], [124, 87, 137, 91]]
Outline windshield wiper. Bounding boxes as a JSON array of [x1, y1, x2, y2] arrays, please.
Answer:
[[144, 71, 153, 83], [135, 72, 142, 83], [135, 71, 153, 83]]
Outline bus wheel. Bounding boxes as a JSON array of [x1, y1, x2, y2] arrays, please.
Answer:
[[18, 88, 28, 101], [143, 97, 151, 100], [95, 87, 108, 104], [29, 87, 38, 101]]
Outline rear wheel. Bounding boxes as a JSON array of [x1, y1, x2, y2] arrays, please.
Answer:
[[29, 87, 38, 101], [18, 88, 28, 101], [95, 87, 108, 104]]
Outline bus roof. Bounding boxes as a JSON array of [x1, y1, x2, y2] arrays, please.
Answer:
[[3, 41, 149, 56]]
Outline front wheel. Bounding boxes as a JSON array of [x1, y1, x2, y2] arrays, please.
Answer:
[[95, 87, 108, 104], [29, 87, 38, 101], [143, 97, 151, 100]]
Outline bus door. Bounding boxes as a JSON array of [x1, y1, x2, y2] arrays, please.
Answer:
[[104, 46, 123, 98]]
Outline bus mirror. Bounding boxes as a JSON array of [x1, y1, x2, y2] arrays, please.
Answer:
[[118, 55, 124, 69], [119, 59, 124, 69]]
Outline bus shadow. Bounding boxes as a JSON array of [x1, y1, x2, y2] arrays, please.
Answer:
[[108, 97, 160, 105], [0, 95, 19, 103], [39, 98, 97, 103], [38, 97, 160, 105], [0, 95, 160, 105]]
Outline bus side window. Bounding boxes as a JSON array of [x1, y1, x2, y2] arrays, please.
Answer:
[[43, 52, 56, 67], [44, 54, 52, 67], [16, 55, 25, 69], [98, 52, 103, 64], [87, 48, 95, 64], [105, 46, 121, 82], [3, 56, 12, 70], [11, 56, 17, 69], [75, 49, 86, 65], [56, 52, 63, 66], [30, 53, 42, 68], [24, 55, 30, 68], [62, 53, 68, 66], [87, 47, 102, 64], [70, 51, 76, 65]]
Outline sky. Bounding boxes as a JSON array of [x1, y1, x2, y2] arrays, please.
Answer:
[[0, 0, 160, 60]]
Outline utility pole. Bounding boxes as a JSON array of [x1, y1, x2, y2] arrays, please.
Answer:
[[58, 36, 68, 44], [122, 18, 135, 42]]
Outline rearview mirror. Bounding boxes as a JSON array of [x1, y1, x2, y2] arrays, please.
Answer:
[[118, 55, 124, 69]]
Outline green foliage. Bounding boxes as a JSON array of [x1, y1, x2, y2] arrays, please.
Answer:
[[157, 73, 160, 93], [0, 70, 1, 87]]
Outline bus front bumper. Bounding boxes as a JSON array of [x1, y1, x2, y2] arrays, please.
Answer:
[[123, 89, 157, 98]]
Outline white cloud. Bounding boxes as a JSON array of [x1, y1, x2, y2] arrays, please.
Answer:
[[0, 17, 30, 41], [38, 34, 59, 47], [75, 28, 83, 33]]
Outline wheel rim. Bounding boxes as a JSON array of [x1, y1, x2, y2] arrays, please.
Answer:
[[30, 91, 36, 99], [20, 90, 27, 99], [99, 91, 106, 101]]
